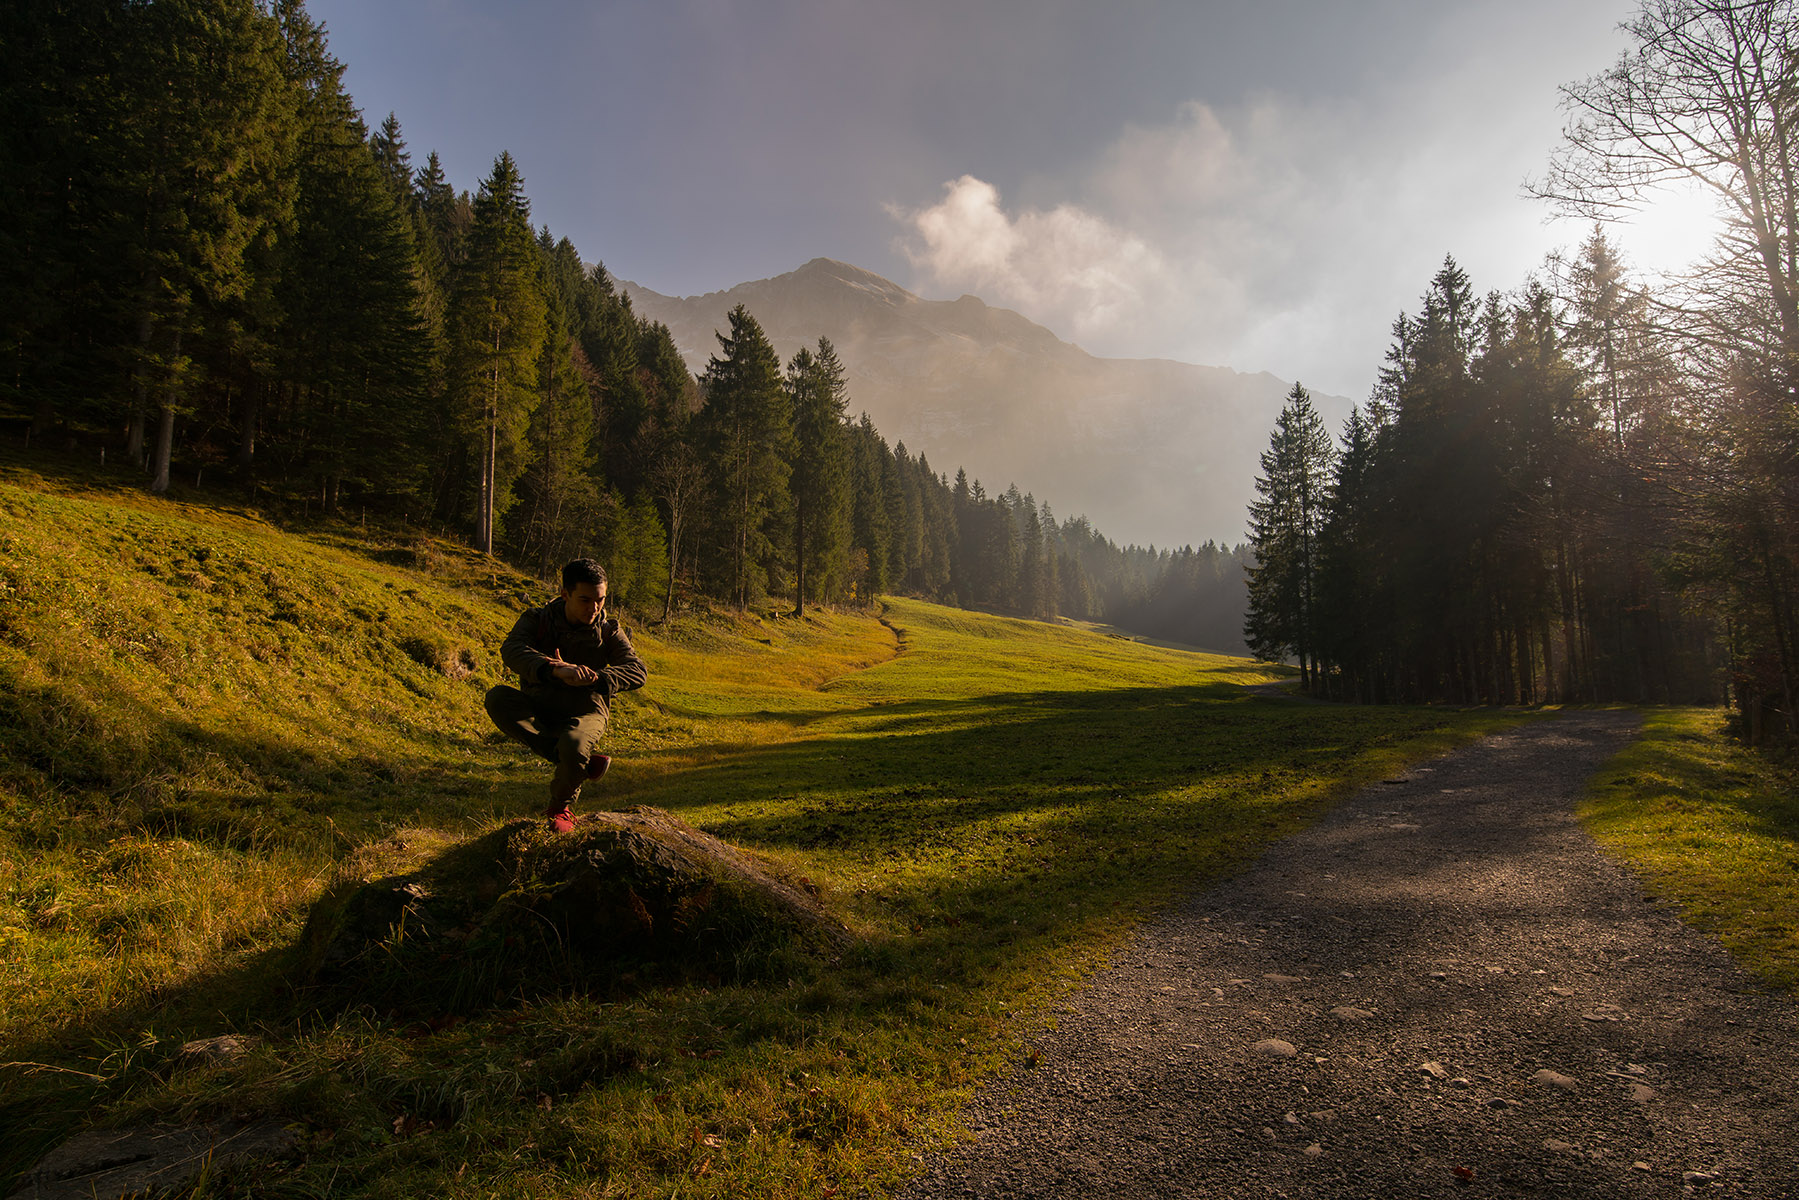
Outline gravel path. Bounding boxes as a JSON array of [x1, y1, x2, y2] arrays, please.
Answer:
[[902, 711, 1799, 1198]]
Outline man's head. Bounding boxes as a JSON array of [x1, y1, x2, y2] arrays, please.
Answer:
[[560, 558, 608, 627]]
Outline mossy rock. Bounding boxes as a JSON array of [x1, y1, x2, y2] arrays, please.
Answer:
[[296, 807, 846, 1011]]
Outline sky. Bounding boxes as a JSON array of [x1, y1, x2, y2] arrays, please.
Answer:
[[311, 0, 1718, 402]]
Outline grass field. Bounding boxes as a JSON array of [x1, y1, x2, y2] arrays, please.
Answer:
[[0, 464, 1576, 1197], [1581, 708, 1799, 995]]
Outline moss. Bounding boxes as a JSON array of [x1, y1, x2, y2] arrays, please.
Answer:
[[299, 810, 845, 1014]]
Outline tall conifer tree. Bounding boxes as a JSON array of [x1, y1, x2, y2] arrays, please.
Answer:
[[695, 304, 791, 606], [787, 338, 852, 612], [1245, 382, 1337, 687], [449, 152, 545, 554]]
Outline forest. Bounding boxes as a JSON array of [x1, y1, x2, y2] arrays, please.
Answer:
[[1242, 3, 1799, 739], [0, 0, 1251, 653]]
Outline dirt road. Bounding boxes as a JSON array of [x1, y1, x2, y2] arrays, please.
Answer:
[[902, 711, 1799, 1198]]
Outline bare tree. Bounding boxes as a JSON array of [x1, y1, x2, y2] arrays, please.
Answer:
[[1535, 0, 1799, 737], [651, 436, 704, 623], [1535, 0, 1799, 372]]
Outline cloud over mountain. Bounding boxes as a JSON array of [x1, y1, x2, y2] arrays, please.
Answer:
[[890, 176, 1170, 346]]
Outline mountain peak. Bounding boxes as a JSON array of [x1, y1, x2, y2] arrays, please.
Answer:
[[783, 257, 916, 304]]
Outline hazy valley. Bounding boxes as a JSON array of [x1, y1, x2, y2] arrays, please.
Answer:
[[623, 259, 1353, 549]]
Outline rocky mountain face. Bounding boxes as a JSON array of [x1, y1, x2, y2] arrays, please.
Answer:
[[621, 258, 1352, 549]]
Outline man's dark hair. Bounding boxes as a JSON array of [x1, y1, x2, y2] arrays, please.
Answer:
[[561, 558, 607, 591]]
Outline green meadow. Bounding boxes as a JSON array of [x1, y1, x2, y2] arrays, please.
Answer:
[[1581, 708, 1799, 996], [0, 465, 1604, 1197]]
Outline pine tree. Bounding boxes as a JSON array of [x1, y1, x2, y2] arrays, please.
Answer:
[[1312, 406, 1383, 700], [695, 304, 791, 606], [505, 290, 602, 578], [0, 0, 132, 442], [619, 491, 670, 615], [369, 112, 413, 208], [110, 0, 296, 493], [448, 152, 546, 554], [1245, 382, 1337, 687], [786, 338, 852, 613], [274, 3, 428, 508], [847, 415, 893, 602]]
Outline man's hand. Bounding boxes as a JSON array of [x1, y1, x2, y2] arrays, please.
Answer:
[[547, 649, 598, 687]]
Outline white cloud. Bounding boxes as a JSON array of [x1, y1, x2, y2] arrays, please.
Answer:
[[890, 176, 1170, 344], [889, 98, 1403, 393]]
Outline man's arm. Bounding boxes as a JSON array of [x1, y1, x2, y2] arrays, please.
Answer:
[[596, 619, 647, 696], [499, 606, 559, 685]]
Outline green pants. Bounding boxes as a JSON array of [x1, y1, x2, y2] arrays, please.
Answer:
[[484, 685, 609, 803]]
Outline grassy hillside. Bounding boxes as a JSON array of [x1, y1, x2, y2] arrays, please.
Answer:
[[0, 465, 1525, 1198]]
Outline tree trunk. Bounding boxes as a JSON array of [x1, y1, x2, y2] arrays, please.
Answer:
[[127, 311, 152, 465], [28, 394, 55, 446], [149, 402, 175, 493], [483, 412, 496, 556], [148, 327, 181, 494], [793, 496, 807, 616], [237, 382, 260, 474], [662, 508, 683, 624], [1761, 548, 1798, 739]]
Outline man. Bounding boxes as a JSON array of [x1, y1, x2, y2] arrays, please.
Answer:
[[485, 558, 646, 832]]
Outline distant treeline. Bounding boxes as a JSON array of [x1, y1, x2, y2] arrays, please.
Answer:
[[0, 0, 1247, 650]]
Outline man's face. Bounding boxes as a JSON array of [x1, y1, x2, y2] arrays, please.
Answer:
[[563, 581, 606, 627]]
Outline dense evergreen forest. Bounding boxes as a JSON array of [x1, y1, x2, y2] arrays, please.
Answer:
[[1243, 0, 1799, 740], [0, 0, 1250, 651]]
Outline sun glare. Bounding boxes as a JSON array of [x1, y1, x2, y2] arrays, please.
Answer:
[[1614, 180, 1727, 276]]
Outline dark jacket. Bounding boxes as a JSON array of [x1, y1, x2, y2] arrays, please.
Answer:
[[499, 598, 647, 717]]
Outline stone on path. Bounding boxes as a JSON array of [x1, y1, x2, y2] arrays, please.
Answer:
[[1420, 1061, 1449, 1079], [176, 1035, 258, 1066], [1329, 1006, 1374, 1021], [1252, 1039, 1297, 1059], [1531, 1069, 1578, 1091]]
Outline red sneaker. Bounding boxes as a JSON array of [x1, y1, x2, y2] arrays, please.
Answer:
[[544, 802, 575, 833], [585, 754, 611, 782]]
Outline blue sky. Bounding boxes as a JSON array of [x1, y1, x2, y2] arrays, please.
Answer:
[[313, 0, 1711, 399]]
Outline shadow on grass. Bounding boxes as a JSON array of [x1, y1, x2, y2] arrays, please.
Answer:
[[1590, 712, 1799, 850], [0, 653, 527, 851], [0, 676, 1489, 1193]]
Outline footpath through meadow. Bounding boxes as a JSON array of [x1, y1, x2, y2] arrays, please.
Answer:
[[903, 711, 1799, 1198]]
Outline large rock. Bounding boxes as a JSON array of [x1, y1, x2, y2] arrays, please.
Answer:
[[6, 1120, 297, 1200], [297, 807, 846, 1010]]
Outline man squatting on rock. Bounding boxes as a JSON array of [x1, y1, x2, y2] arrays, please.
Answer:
[[485, 558, 646, 833]]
